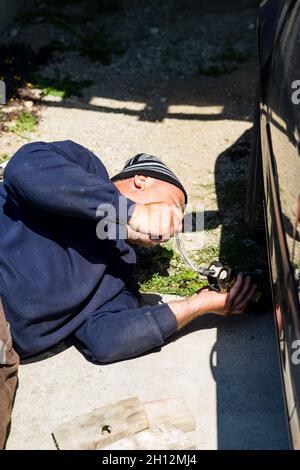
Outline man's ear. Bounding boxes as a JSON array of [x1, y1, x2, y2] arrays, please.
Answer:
[[133, 174, 149, 191]]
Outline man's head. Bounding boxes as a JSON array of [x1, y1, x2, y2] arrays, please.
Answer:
[[112, 154, 187, 246], [113, 174, 185, 209], [111, 153, 187, 208]]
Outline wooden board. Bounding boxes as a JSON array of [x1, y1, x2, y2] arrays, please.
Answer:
[[102, 423, 197, 450], [53, 396, 197, 450], [144, 397, 196, 433], [53, 397, 149, 450]]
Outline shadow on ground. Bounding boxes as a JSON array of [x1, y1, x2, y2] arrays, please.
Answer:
[[0, 0, 259, 133], [163, 128, 290, 448], [170, 309, 289, 449]]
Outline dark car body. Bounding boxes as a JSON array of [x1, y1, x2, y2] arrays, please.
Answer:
[[246, 0, 300, 449]]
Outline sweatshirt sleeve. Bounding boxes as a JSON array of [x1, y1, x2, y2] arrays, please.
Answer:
[[4, 141, 135, 225]]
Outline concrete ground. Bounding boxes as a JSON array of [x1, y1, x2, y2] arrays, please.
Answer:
[[7, 295, 289, 450]]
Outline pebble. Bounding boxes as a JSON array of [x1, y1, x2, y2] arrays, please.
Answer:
[[41, 95, 62, 103], [10, 28, 18, 38], [24, 100, 34, 109]]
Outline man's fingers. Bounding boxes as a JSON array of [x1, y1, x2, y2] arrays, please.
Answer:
[[227, 272, 244, 301], [233, 275, 252, 305], [234, 284, 257, 311], [227, 273, 257, 314], [232, 284, 257, 314], [173, 205, 184, 232], [139, 202, 184, 240], [127, 225, 164, 247], [169, 205, 182, 235]]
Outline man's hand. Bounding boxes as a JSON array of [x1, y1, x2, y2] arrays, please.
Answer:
[[126, 225, 163, 247], [194, 273, 257, 316], [128, 202, 183, 242], [167, 274, 257, 330]]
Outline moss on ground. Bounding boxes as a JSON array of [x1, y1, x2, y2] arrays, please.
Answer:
[[135, 243, 219, 296], [33, 69, 94, 99], [10, 111, 37, 138], [135, 226, 266, 297]]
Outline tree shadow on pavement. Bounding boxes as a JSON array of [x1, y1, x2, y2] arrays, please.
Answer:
[[0, 0, 259, 126], [168, 129, 289, 449]]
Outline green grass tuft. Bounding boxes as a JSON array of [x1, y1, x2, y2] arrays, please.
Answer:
[[10, 111, 37, 138], [0, 154, 9, 164], [34, 68, 94, 99], [136, 243, 220, 296], [141, 270, 207, 297]]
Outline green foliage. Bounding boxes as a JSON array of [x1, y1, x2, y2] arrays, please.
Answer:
[[34, 69, 93, 98], [141, 270, 207, 297], [137, 231, 265, 296], [0, 42, 52, 135], [0, 154, 9, 164], [10, 111, 37, 138], [136, 243, 220, 296], [0, 43, 53, 101]]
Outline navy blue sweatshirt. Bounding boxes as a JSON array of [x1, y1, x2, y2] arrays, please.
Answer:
[[0, 140, 176, 358]]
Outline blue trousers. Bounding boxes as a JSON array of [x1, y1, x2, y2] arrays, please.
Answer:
[[74, 290, 177, 363]]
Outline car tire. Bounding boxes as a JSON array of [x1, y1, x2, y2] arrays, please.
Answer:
[[245, 94, 266, 242]]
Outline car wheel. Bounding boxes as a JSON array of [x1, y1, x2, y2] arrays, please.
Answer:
[[244, 94, 266, 242]]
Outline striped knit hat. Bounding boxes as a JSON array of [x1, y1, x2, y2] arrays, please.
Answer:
[[111, 153, 188, 203]]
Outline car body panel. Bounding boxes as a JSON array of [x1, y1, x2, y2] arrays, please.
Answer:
[[258, 0, 300, 449]]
